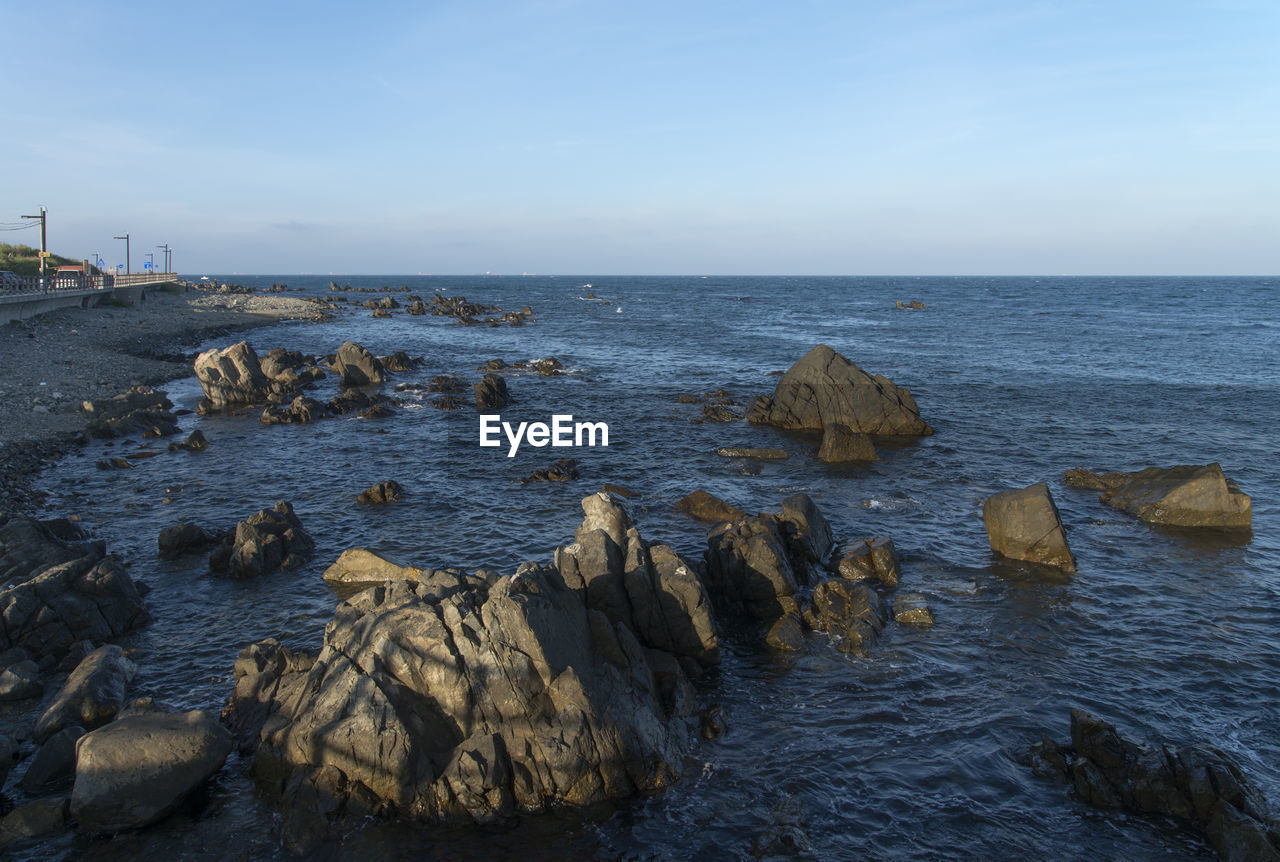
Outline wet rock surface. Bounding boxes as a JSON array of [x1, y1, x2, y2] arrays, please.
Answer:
[[232, 494, 713, 854], [983, 482, 1076, 571], [746, 344, 931, 436], [208, 501, 314, 579], [333, 340, 387, 387], [1068, 463, 1252, 530], [82, 386, 179, 439], [674, 490, 747, 524], [473, 373, 512, 408], [817, 421, 879, 463], [1031, 709, 1280, 861], [356, 479, 404, 504]]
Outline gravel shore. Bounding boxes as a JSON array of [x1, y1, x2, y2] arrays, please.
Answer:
[[0, 285, 326, 510]]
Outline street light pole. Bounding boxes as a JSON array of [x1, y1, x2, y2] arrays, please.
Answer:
[[145, 252, 154, 271], [113, 233, 130, 274], [21, 207, 47, 276], [156, 243, 171, 272]]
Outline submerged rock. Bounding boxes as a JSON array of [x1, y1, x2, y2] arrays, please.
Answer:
[[674, 490, 747, 524], [357, 480, 404, 504], [1031, 709, 1280, 862], [715, 447, 788, 460], [71, 709, 232, 834], [157, 522, 216, 559], [982, 482, 1076, 572], [746, 344, 931, 436]]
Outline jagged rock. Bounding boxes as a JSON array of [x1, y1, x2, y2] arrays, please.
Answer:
[[715, 447, 788, 460], [810, 579, 885, 655], [357, 480, 404, 504], [0, 798, 69, 847], [775, 494, 834, 574], [167, 429, 209, 452], [699, 403, 739, 422], [1095, 464, 1251, 530], [983, 482, 1076, 572], [158, 522, 216, 559], [194, 342, 275, 406], [333, 340, 387, 387], [765, 613, 805, 651], [1031, 710, 1280, 862], [817, 422, 879, 463], [259, 348, 312, 381], [20, 726, 84, 792], [892, 593, 934, 626], [238, 495, 715, 853], [1063, 468, 1128, 491], [209, 502, 314, 579], [674, 490, 747, 524], [0, 550, 147, 662], [531, 357, 563, 376], [473, 373, 512, 409], [0, 658, 42, 701], [70, 710, 233, 834], [33, 645, 137, 743], [1, 514, 103, 586], [328, 388, 393, 416], [746, 344, 931, 435], [705, 517, 800, 622], [600, 483, 639, 498], [221, 639, 316, 753], [82, 387, 179, 438], [261, 395, 327, 425], [379, 351, 419, 372], [837, 537, 900, 586]]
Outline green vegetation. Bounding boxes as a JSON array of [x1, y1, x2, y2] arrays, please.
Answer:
[[0, 243, 100, 276]]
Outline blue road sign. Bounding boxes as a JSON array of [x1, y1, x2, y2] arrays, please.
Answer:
[[97, 259, 104, 267], [144, 262, 152, 270]]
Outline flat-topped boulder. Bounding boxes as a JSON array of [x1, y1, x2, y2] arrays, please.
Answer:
[[983, 482, 1075, 572], [1068, 463, 1251, 530], [746, 344, 931, 436]]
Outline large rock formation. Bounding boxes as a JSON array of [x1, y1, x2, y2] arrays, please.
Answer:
[[332, 340, 387, 387], [227, 494, 717, 854], [474, 373, 512, 409], [982, 482, 1076, 572], [1031, 709, 1280, 862], [703, 493, 833, 622], [194, 342, 275, 407], [209, 501, 314, 579], [0, 524, 148, 661], [71, 709, 232, 834], [746, 345, 931, 436], [1067, 464, 1251, 530]]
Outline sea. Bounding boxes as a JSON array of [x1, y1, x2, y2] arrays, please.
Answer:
[[18, 275, 1280, 860]]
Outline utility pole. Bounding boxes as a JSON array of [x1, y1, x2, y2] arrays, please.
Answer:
[[113, 233, 130, 274], [156, 243, 171, 272], [20, 207, 47, 276]]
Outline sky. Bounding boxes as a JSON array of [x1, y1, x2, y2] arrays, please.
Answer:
[[1, 0, 1276, 275]]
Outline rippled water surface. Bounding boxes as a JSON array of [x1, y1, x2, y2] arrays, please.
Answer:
[[23, 275, 1280, 859]]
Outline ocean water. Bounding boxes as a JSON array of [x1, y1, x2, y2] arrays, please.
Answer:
[[20, 275, 1280, 859]]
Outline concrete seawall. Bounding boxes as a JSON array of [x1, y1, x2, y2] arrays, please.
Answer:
[[0, 281, 183, 324]]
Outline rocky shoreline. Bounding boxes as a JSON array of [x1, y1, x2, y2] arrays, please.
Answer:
[[0, 306, 1272, 859], [0, 285, 327, 511]]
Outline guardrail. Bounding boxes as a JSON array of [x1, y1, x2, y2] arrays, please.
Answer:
[[0, 272, 178, 295]]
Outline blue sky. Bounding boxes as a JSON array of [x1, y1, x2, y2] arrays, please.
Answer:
[[2, 0, 1276, 274]]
